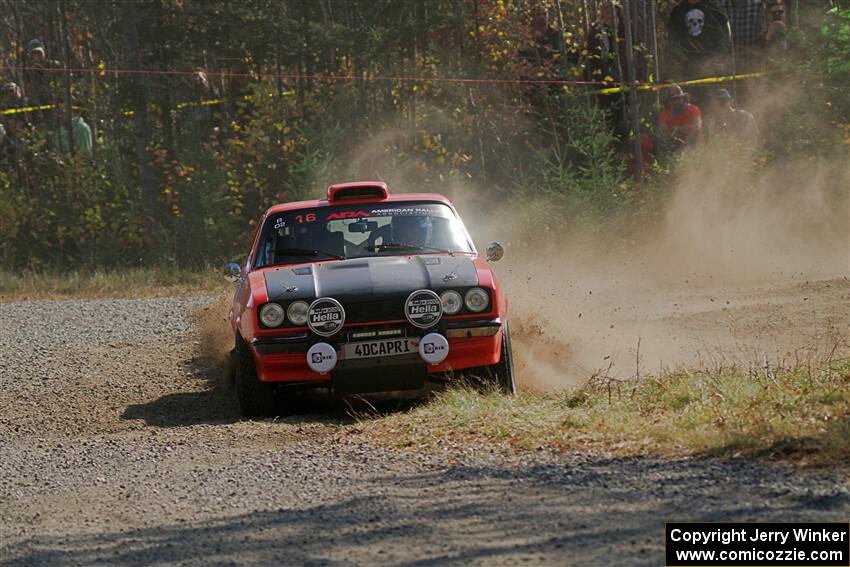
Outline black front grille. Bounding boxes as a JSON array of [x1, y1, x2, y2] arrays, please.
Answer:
[[343, 298, 406, 323]]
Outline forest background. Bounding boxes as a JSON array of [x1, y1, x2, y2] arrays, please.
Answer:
[[0, 0, 847, 270]]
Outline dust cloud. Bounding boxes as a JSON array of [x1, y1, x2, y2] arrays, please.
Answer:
[[201, 85, 849, 393], [462, 127, 849, 391], [194, 292, 235, 386]]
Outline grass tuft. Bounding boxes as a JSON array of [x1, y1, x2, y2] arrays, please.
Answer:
[[362, 360, 850, 466], [0, 267, 225, 301]]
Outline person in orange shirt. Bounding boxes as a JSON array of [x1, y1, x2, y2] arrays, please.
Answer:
[[658, 85, 703, 148]]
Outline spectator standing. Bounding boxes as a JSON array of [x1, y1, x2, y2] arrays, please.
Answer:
[[659, 85, 703, 149], [71, 115, 93, 152], [0, 82, 26, 164], [667, 0, 733, 82], [0, 123, 8, 163], [50, 103, 93, 154], [0, 82, 29, 180], [21, 38, 59, 126], [1, 81, 27, 135], [1, 81, 25, 108], [718, 0, 765, 71], [763, 0, 788, 59], [224, 56, 257, 124], [23, 39, 50, 104], [180, 70, 216, 143]]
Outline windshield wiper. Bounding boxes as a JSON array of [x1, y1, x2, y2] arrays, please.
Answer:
[[365, 242, 453, 254], [276, 248, 344, 260]]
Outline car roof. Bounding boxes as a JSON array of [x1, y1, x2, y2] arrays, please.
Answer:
[[265, 192, 454, 216]]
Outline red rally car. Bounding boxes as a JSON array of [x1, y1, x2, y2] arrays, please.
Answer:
[[225, 181, 514, 417]]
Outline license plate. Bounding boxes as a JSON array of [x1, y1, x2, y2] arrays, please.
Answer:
[[342, 338, 419, 359]]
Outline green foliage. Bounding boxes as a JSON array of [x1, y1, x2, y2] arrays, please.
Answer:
[[0, 0, 845, 270], [509, 96, 629, 232], [0, 129, 143, 268], [820, 6, 850, 80]]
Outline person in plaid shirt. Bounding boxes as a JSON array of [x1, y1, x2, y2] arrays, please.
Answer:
[[719, 0, 766, 50]]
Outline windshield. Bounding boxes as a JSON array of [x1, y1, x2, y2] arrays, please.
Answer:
[[254, 201, 474, 268]]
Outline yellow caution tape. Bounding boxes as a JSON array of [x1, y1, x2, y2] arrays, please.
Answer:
[[2, 90, 296, 118], [123, 97, 230, 117], [585, 69, 782, 96], [0, 103, 56, 116], [122, 91, 294, 117], [175, 97, 227, 110], [2, 71, 771, 118], [0, 103, 89, 116]]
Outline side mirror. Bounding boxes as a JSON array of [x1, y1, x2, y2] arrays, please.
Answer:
[[485, 242, 504, 262], [223, 261, 243, 283]]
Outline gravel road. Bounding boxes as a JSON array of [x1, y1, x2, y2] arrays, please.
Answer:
[[1, 295, 849, 566]]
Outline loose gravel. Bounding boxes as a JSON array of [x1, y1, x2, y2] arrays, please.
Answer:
[[0, 296, 848, 566]]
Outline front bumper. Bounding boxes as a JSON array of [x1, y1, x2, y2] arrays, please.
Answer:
[[251, 318, 503, 383]]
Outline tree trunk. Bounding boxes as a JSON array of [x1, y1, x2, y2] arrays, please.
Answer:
[[622, 0, 642, 177], [610, 0, 628, 137], [60, 0, 74, 155], [649, 0, 660, 106], [123, 0, 159, 258]]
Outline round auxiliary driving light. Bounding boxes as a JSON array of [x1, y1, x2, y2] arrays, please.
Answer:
[[307, 297, 345, 337], [259, 303, 285, 327], [307, 342, 337, 374], [405, 289, 443, 329], [464, 287, 490, 313], [286, 301, 309, 326], [419, 332, 450, 365], [440, 290, 463, 315]]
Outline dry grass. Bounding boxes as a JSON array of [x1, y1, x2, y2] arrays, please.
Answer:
[[0, 267, 225, 301], [8, 268, 847, 467], [362, 358, 850, 467]]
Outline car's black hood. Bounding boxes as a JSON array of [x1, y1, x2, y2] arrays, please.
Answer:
[[263, 255, 479, 302]]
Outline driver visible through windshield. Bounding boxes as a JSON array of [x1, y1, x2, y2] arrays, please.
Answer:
[[255, 202, 474, 268]]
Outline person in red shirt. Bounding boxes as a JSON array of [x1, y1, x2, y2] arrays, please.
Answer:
[[658, 85, 703, 148]]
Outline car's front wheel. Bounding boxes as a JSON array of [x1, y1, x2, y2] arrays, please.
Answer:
[[234, 337, 276, 418], [468, 323, 517, 395]]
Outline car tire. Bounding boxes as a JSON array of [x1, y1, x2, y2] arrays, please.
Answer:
[[235, 337, 276, 418], [469, 323, 517, 395], [225, 347, 237, 387]]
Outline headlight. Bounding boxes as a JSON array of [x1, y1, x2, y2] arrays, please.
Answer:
[[440, 290, 463, 315], [259, 303, 285, 327], [464, 287, 490, 313], [286, 301, 309, 325]]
